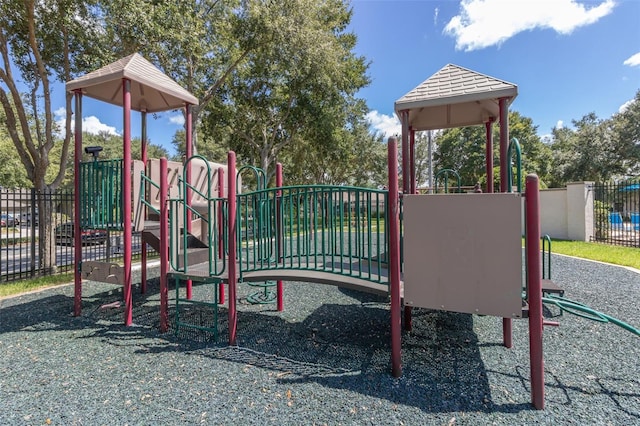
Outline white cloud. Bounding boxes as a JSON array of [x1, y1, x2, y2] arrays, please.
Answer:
[[618, 99, 634, 114], [623, 52, 640, 67], [168, 113, 185, 126], [81, 116, 119, 135], [366, 110, 401, 137], [433, 7, 439, 26], [555, 120, 564, 129], [444, 0, 616, 51], [54, 107, 66, 119], [53, 108, 119, 136]]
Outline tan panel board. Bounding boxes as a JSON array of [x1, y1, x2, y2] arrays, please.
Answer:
[[403, 193, 523, 318]]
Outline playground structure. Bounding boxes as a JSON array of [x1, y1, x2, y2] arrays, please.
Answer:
[[66, 59, 638, 411]]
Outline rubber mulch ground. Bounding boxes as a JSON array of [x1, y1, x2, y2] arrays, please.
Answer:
[[0, 254, 638, 425]]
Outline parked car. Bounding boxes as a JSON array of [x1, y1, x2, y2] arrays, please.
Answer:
[[0, 214, 19, 227], [55, 223, 108, 246], [20, 211, 38, 226]]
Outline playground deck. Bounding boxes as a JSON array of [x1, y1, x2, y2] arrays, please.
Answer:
[[170, 257, 396, 297]]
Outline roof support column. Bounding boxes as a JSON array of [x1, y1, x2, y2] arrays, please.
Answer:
[[73, 90, 83, 317], [185, 103, 193, 299], [140, 109, 148, 294], [409, 127, 416, 194], [387, 137, 402, 377], [122, 78, 133, 326], [499, 98, 509, 193], [485, 118, 495, 193], [400, 110, 410, 193], [498, 97, 512, 348]]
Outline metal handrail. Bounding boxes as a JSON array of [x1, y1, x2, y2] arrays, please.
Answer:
[[507, 138, 522, 193], [434, 169, 462, 193], [236, 184, 390, 285]]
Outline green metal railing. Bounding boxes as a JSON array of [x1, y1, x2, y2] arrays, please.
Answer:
[[507, 138, 522, 193], [541, 234, 552, 280], [539, 232, 639, 336], [79, 159, 123, 229], [169, 155, 227, 277], [542, 295, 640, 336], [236, 185, 390, 285], [434, 169, 461, 193], [138, 171, 161, 217]]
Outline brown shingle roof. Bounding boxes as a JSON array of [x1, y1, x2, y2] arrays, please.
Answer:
[[66, 53, 198, 113], [394, 64, 517, 130]]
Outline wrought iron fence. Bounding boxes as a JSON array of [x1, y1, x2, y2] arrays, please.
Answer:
[[0, 188, 156, 283], [592, 179, 640, 248]]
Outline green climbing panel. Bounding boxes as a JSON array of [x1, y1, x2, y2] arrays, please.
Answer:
[[79, 159, 124, 230]]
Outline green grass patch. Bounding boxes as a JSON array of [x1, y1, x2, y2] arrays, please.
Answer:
[[546, 239, 640, 270], [0, 273, 74, 299]]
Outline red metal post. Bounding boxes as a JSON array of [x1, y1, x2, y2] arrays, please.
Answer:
[[185, 104, 193, 300], [409, 128, 416, 194], [401, 111, 410, 194], [526, 174, 545, 409], [217, 167, 225, 305], [159, 158, 169, 332], [485, 118, 494, 193], [499, 97, 512, 347], [499, 98, 509, 192], [276, 163, 284, 312], [405, 126, 416, 330], [227, 151, 237, 345], [123, 78, 133, 326], [141, 110, 148, 294], [73, 90, 83, 317], [388, 137, 402, 377]]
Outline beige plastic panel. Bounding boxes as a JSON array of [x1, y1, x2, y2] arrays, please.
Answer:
[[139, 158, 232, 231], [81, 261, 124, 285], [132, 160, 145, 231], [403, 193, 523, 318]]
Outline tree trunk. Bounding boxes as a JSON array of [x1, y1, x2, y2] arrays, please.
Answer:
[[36, 190, 57, 275]]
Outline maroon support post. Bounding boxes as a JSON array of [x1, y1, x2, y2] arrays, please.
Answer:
[[400, 110, 410, 193], [499, 97, 512, 347], [185, 104, 193, 300], [122, 78, 133, 326], [73, 90, 83, 317], [388, 137, 402, 377], [485, 118, 494, 193], [140, 110, 148, 294], [227, 151, 238, 345], [159, 158, 169, 332], [400, 112, 413, 331], [409, 128, 416, 194], [217, 167, 225, 305], [526, 174, 545, 409], [276, 163, 284, 312]]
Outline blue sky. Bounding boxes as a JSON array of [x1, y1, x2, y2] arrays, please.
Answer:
[[54, 0, 640, 155]]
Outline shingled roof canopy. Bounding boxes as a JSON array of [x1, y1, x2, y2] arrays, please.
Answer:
[[394, 64, 517, 131], [66, 53, 198, 113]]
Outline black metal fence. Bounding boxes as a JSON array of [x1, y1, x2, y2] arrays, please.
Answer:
[[592, 179, 640, 248], [0, 188, 155, 283]]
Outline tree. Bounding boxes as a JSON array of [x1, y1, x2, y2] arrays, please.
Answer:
[[0, 0, 107, 272], [0, 107, 29, 187], [549, 112, 620, 185], [200, 0, 369, 177], [433, 125, 488, 187], [610, 90, 640, 176], [283, 114, 386, 187], [434, 111, 551, 189], [508, 111, 552, 186]]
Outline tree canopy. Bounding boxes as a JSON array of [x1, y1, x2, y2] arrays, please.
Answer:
[[432, 111, 552, 189]]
